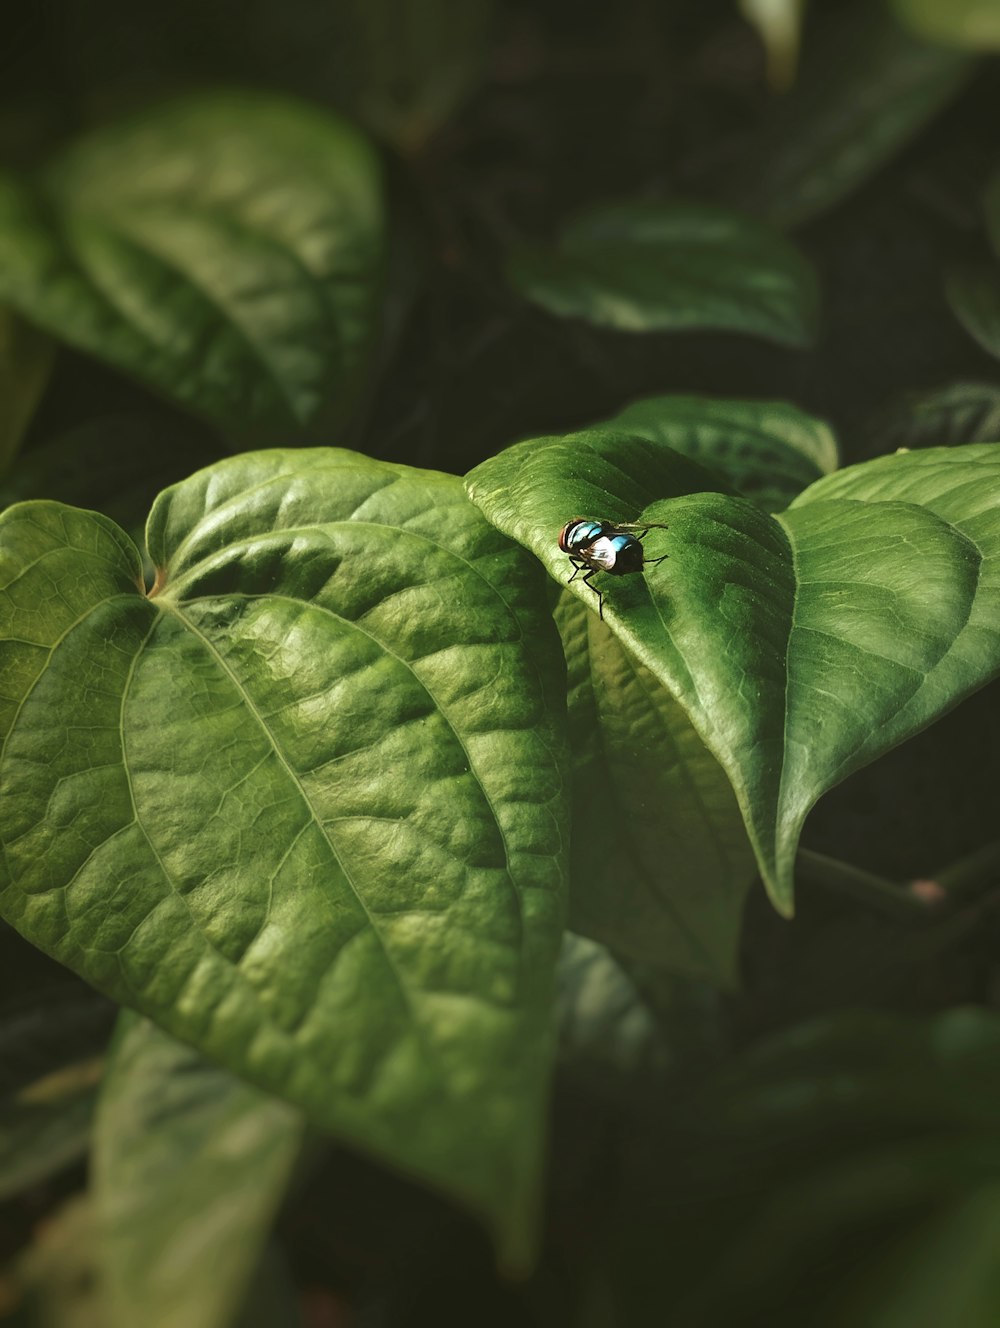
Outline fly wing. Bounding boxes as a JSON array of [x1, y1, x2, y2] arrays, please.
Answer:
[[584, 537, 618, 570]]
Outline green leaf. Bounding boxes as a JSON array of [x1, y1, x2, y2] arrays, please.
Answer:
[[630, 1009, 1000, 1327], [507, 201, 820, 347], [724, 8, 972, 229], [0, 993, 112, 1201], [945, 263, 1000, 361], [555, 933, 667, 1088], [557, 592, 754, 986], [0, 310, 54, 478], [93, 1012, 303, 1328], [596, 394, 839, 512], [0, 449, 568, 1270], [890, 0, 1000, 49], [467, 437, 1000, 914], [0, 93, 385, 439]]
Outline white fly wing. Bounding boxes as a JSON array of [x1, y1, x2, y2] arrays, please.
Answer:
[[585, 537, 618, 570]]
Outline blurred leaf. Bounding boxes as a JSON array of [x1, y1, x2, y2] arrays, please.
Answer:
[[597, 394, 838, 511], [310, 0, 494, 152], [0, 311, 53, 479], [0, 93, 385, 440], [508, 201, 819, 347], [555, 933, 667, 1089], [468, 440, 1000, 913], [557, 592, 754, 986], [0, 416, 219, 563], [891, 0, 1000, 49], [12, 1199, 104, 1328], [724, 8, 972, 228], [0, 992, 113, 1202], [864, 382, 1000, 451], [945, 262, 1000, 361], [0, 449, 568, 1270], [984, 165, 1000, 250], [93, 1013, 303, 1328], [616, 1009, 1000, 1327], [739, 0, 807, 89]]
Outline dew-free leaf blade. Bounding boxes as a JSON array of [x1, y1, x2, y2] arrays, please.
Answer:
[[507, 201, 819, 347], [467, 437, 1000, 914], [0, 449, 569, 1269], [94, 1012, 303, 1328], [557, 593, 754, 986], [0, 93, 385, 438], [596, 394, 838, 511]]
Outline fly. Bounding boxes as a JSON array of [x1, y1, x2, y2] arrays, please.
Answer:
[[558, 517, 669, 620]]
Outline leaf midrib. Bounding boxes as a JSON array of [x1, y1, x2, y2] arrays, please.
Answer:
[[153, 596, 453, 1079]]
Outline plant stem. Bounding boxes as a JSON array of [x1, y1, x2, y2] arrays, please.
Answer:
[[796, 849, 935, 921], [934, 839, 1000, 899]]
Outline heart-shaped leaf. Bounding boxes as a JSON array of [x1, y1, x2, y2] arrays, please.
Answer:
[[557, 593, 755, 986], [0, 449, 569, 1269], [507, 201, 819, 347], [467, 436, 1000, 914], [595, 394, 839, 512], [94, 1012, 303, 1328], [0, 93, 385, 438]]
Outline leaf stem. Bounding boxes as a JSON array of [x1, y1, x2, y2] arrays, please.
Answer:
[[934, 840, 1000, 900], [796, 848, 935, 921]]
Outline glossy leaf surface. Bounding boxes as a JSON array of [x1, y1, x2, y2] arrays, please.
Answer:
[[0, 449, 569, 1267], [597, 394, 838, 512], [557, 593, 754, 985], [467, 438, 1000, 913], [94, 1012, 303, 1328], [508, 201, 819, 347], [0, 94, 384, 437]]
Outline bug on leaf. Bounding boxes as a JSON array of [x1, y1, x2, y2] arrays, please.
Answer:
[[558, 517, 669, 620]]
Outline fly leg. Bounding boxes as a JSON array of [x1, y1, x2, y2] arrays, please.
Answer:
[[579, 567, 605, 620]]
